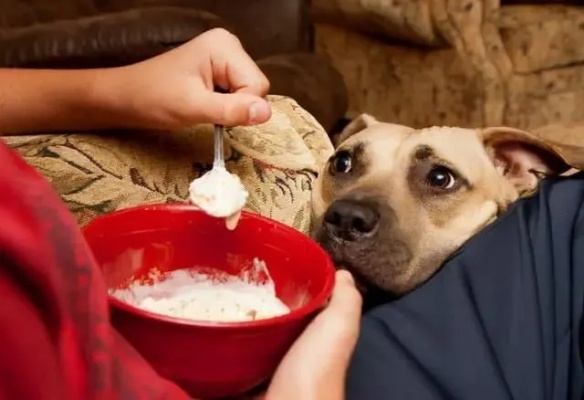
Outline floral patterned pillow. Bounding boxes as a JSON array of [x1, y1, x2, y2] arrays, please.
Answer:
[[3, 96, 334, 234]]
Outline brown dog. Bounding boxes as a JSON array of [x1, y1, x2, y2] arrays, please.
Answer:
[[312, 114, 584, 298]]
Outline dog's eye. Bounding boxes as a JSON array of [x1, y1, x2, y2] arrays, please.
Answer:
[[426, 166, 456, 190], [329, 151, 352, 174]]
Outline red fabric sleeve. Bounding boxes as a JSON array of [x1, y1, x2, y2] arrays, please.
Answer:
[[0, 266, 69, 400], [0, 142, 191, 400]]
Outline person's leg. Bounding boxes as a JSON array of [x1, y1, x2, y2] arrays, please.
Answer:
[[347, 172, 584, 400]]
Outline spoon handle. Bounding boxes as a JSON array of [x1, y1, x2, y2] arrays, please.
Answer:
[[213, 124, 225, 169]]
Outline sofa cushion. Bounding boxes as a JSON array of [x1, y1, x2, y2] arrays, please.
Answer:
[[498, 5, 584, 74], [0, 7, 226, 68], [0, 0, 97, 28], [3, 96, 334, 234], [311, 0, 442, 46]]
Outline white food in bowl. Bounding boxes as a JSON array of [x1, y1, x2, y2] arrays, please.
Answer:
[[110, 258, 290, 322]]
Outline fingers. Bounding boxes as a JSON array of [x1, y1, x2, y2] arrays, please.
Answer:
[[195, 29, 270, 97], [187, 29, 271, 126], [328, 270, 363, 318], [264, 271, 362, 400], [288, 270, 362, 363], [316, 270, 362, 347], [199, 91, 271, 126]]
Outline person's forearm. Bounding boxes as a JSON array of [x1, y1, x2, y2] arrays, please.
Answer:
[[0, 68, 138, 135]]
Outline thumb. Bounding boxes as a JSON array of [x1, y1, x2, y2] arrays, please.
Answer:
[[293, 270, 362, 360], [313, 270, 362, 356], [198, 92, 271, 127], [328, 270, 363, 315]]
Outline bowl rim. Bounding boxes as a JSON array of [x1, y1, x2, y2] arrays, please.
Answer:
[[83, 203, 336, 330]]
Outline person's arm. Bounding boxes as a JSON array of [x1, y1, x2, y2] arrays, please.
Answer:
[[0, 140, 193, 400], [0, 28, 271, 135], [0, 68, 135, 134]]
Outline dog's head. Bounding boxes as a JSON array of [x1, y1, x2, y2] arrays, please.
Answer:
[[312, 114, 583, 297]]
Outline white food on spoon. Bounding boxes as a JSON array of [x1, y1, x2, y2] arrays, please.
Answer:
[[188, 125, 248, 230], [189, 167, 248, 220]]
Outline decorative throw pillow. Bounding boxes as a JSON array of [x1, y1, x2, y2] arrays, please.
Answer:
[[3, 96, 334, 234]]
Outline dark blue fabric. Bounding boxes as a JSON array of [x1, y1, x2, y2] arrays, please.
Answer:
[[346, 172, 584, 400]]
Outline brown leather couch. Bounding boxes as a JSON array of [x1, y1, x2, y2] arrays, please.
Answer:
[[0, 0, 348, 132]]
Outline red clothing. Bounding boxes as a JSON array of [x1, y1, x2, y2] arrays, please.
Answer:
[[0, 142, 191, 400]]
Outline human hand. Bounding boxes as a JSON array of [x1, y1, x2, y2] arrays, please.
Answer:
[[260, 270, 362, 400], [105, 28, 271, 129]]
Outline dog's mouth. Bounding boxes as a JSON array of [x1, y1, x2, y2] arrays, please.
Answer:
[[334, 262, 396, 309], [316, 232, 368, 287], [316, 229, 396, 309], [316, 226, 371, 286]]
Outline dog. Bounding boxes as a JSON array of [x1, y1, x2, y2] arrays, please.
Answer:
[[312, 114, 584, 301]]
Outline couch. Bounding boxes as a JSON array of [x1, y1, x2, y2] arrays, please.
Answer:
[[0, 0, 340, 234], [312, 0, 584, 134], [5, 96, 334, 234]]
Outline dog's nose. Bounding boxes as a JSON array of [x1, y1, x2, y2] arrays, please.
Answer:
[[324, 199, 380, 238]]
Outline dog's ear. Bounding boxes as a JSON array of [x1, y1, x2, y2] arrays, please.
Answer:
[[481, 126, 576, 194], [334, 113, 379, 147]]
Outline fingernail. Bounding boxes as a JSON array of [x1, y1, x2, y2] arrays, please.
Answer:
[[336, 270, 355, 286], [248, 101, 270, 124]]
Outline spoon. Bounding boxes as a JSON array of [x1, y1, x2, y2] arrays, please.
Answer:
[[213, 124, 226, 170], [188, 124, 249, 230]]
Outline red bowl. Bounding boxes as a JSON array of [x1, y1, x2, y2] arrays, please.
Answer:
[[83, 204, 335, 399]]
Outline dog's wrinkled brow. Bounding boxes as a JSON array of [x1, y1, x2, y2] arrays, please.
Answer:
[[352, 142, 365, 158], [335, 141, 365, 159], [412, 145, 457, 171], [413, 145, 435, 160]]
